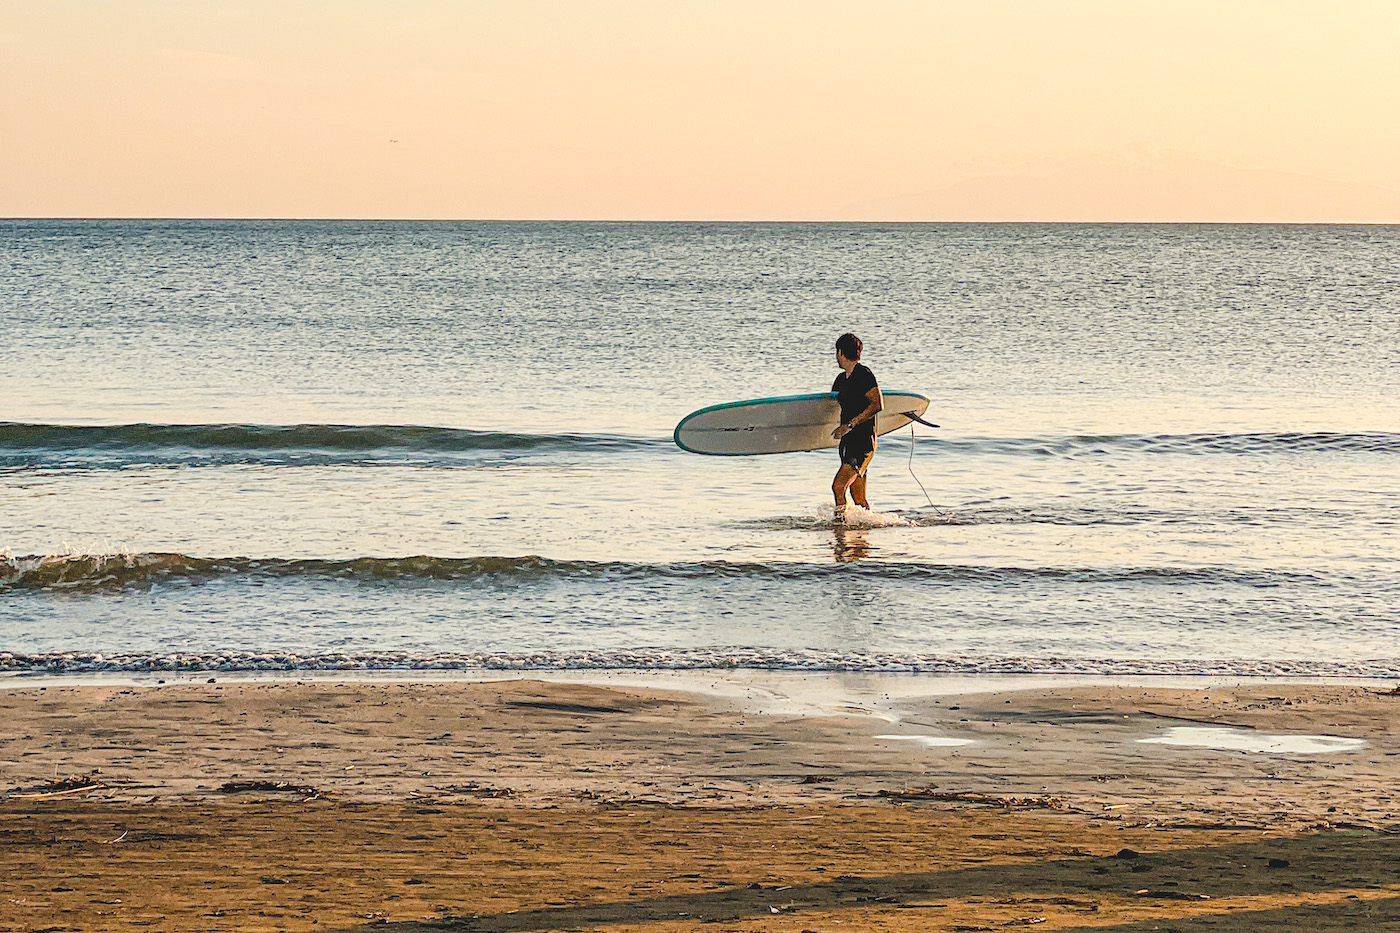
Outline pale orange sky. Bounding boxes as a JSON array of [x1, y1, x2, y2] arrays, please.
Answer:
[[3, 0, 1399, 221]]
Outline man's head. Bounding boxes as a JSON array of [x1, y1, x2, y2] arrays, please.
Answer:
[[835, 333, 862, 363]]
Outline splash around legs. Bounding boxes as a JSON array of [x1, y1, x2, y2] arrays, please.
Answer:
[[832, 457, 872, 522]]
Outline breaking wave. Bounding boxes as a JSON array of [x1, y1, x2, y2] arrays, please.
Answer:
[[1, 550, 1322, 594], [2, 648, 1396, 678], [2, 423, 1397, 471], [0, 422, 662, 468], [934, 431, 1400, 457]]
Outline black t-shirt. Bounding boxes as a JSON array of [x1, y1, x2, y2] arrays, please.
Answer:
[[832, 363, 878, 445]]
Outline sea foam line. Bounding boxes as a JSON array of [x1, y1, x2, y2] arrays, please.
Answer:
[[0, 421, 660, 459], [2, 649, 1396, 678], [934, 431, 1400, 457], [3, 422, 1398, 466], [0, 550, 1325, 593]]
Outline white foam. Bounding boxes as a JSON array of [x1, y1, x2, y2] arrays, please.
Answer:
[[1139, 726, 1366, 754], [875, 733, 976, 747], [824, 504, 915, 528]]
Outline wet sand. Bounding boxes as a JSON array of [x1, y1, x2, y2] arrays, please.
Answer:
[[2, 677, 1398, 931]]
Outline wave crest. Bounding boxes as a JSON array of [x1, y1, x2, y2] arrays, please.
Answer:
[[0, 552, 571, 592], [3, 423, 1397, 471], [1, 550, 1318, 593], [0, 422, 659, 468], [2, 648, 1395, 678], [940, 431, 1400, 457]]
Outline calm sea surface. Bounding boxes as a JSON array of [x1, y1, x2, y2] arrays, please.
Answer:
[[2, 220, 1397, 676]]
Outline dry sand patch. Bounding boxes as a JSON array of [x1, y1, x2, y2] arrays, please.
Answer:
[[1, 678, 1397, 932]]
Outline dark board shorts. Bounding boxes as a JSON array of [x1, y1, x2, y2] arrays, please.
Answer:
[[839, 437, 875, 476]]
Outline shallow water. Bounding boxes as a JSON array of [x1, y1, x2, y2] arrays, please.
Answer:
[[2, 221, 1398, 675], [1138, 726, 1368, 754], [874, 734, 977, 748]]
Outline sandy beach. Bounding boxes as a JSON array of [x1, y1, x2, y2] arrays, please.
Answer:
[[2, 676, 1398, 932]]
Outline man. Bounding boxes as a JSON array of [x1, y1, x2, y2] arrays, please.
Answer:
[[830, 332, 882, 522]]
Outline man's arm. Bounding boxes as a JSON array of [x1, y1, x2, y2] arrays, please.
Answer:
[[833, 386, 883, 439]]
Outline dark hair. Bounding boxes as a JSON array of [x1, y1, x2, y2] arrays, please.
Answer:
[[835, 333, 862, 360]]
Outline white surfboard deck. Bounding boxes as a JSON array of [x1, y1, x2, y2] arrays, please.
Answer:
[[674, 390, 931, 456]]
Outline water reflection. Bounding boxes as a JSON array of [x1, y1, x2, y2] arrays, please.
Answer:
[[832, 527, 874, 562]]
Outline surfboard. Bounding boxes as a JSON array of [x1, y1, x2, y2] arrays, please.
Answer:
[[674, 391, 932, 456]]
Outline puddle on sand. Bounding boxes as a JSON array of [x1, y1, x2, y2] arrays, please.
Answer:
[[1139, 726, 1366, 754], [875, 734, 976, 748]]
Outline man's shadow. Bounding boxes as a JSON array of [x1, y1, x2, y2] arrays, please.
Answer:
[[326, 825, 1400, 932]]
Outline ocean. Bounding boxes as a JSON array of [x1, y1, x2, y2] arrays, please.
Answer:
[[2, 220, 1397, 677]]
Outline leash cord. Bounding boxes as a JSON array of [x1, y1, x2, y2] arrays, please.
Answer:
[[907, 423, 934, 508]]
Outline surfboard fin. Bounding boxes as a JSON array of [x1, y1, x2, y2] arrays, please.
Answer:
[[902, 411, 940, 429]]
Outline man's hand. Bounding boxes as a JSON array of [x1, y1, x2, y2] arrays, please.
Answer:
[[834, 388, 882, 440]]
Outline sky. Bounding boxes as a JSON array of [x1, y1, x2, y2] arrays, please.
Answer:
[[3, 0, 1399, 221]]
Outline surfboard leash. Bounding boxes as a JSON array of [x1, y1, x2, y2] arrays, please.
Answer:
[[902, 411, 937, 509]]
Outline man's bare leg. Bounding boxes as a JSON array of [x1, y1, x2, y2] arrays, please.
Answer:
[[850, 472, 870, 510], [832, 464, 858, 521]]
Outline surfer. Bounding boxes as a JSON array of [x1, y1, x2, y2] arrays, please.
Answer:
[[830, 333, 882, 522]]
